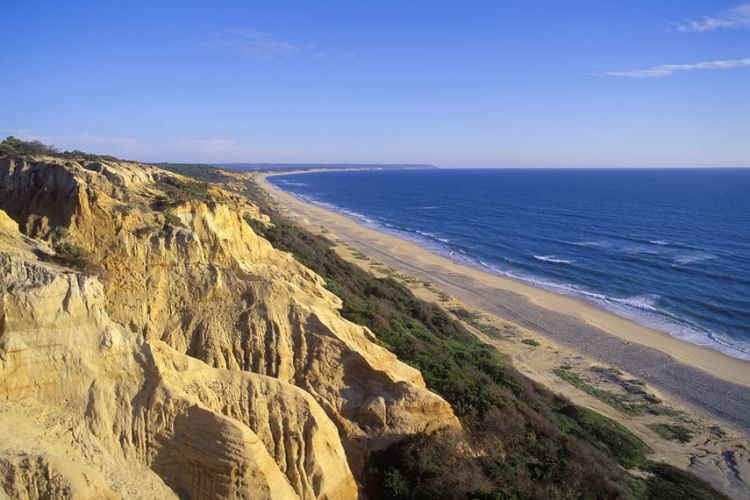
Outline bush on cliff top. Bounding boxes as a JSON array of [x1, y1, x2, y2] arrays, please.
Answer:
[[0, 136, 121, 162]]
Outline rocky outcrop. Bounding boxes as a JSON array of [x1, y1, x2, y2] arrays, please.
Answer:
[[0, 210, 356, 498], [0, 156, 458, 498]]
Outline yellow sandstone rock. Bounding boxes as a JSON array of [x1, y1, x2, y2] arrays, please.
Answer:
[[0, 155, 458, 498]]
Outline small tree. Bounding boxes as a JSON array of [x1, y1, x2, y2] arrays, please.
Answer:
[[1, 136, 59, 156]]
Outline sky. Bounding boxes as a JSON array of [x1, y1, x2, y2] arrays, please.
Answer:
[[1, 0, 749, 167]]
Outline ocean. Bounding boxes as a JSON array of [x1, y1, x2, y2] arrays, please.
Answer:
[[269, 168, 750, 360]]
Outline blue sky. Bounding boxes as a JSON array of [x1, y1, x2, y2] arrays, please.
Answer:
[[2, 0, 749, 166]]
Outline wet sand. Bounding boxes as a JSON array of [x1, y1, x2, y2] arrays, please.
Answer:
[[257, 171, 750, 437]]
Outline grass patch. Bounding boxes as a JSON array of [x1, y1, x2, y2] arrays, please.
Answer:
[[522, 338, 541, 347], [451, 308, 505, 339], [648, 423, 694, 444], [555, 405, 652, 469], [554, 367, 643, 416], [152, 177, 210, 210], [645, 462, 731, 499]]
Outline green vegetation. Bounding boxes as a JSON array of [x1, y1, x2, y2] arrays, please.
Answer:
[[1, 136, 121, 162], [157, 163, 229, 183], [1, 136, 60, 156], [172, 167, 727, 500], [164, 213, 185, 228], [644, 462, 731, 500], [522, 338, 541, 347], [46, 227, 96, 274], [451, 308, 506, 339], [152, 176, 210, 209], [648, 423, 694, 444], [554, 367, 644, 416], [555, 405, 651, 469]]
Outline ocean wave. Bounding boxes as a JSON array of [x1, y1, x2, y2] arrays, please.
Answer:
[[569, 240, 611, 248], [415, 229, 437, 237], [673, 253, 717, 265], [534, 255, 573, 264], [450, 253, 748, 360], [569, 239, 668, 257], [484, 265, 749, 359], [270, 177, 750, 362], [415, 229, 450, 244], [295, 194, 377, 225], [413, 206, 440, 210]]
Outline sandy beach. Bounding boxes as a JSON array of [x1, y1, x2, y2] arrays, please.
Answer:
[[257, 170, 750, 438]]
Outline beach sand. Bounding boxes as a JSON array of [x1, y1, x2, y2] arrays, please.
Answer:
[[256, 170, 750, 496]]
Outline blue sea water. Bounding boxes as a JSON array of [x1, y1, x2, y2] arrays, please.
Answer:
[[269, 168, 750, 360]]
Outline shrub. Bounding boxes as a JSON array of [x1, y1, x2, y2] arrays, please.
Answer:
[[164, 213, 184, 228], [648, 423, 694, 444], [645, 462, 731, 499], [1, 136, 59, 156], [48, 227, 92, 272], [152, 177, 210, 209], [554, 367, 643, 416], [555, 404, 652, 469], [0, 143, 16, 155], [0, 136, 123, 161]]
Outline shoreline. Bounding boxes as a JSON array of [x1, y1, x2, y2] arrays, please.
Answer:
[[271, 171, 750, 362], [257, 170, 750, 436]]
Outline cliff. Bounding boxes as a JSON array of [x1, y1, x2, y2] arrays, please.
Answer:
[[0, 155, 458, 499]]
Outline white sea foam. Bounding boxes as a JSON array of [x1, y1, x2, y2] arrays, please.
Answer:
[[464, 257, 749, 359], [416, 230, 437, 237], [569, 240, 610, 248], [414, 230, 450, 244], [673, 253, 717, 265], [534, 255, 573, 264], [296, 194, 377, 225]]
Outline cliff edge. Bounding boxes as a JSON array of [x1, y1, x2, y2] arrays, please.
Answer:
[[0, 155, 458, 499]]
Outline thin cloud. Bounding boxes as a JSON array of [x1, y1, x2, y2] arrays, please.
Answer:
[[205, 28, 362, 63], [600, 57, 750, 77], [207, 29, 309, 61], [675, 3, 750, 32]]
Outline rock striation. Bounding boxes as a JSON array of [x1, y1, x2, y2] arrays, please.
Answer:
[[0, 156, 458, 498]]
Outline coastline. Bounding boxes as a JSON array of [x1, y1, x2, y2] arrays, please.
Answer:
[[257, 170, 750, 437]]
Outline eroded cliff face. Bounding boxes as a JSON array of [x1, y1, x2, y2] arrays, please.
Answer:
[[0, 156, 458, 498]]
